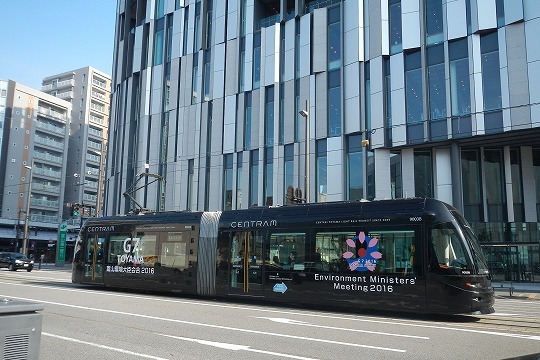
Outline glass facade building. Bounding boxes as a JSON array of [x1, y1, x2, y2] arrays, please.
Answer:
[[106, 0, 540, 283]]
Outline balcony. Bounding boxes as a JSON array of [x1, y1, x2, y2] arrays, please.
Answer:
[[33, 183, 61, 194], [41, 79, 74, 92], [34, 151, 63, 165], [30, 198, 60, 209], [35, 136, 64, 150], [35, 120, 65, 135], [56, 91, 74, 100], [33, 167, 62, 179], [37, 106, 67, 122]]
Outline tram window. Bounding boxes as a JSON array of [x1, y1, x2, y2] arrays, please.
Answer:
[[315, 230, 417, 275], [430, 223, 471, 272], [135, 234, 158, 266], [161, 232, 188, 269], [269, 232, 306, 270]]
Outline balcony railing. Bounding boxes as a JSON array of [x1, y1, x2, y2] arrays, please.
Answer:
[[41, 79, 74, 91], [30, 214, 59, 223], [33, 167, 62, 179], [89, 114, 104, 124], [31, 198, 60, 208], [35, 120, 65, 135], [34, 151, 63, 164], [33, 183, 61, 194], [37, 106, 67, 121], [35, 136, 64, 150]]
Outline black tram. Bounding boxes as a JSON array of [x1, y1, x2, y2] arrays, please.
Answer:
[[72, 198, 494, 314]]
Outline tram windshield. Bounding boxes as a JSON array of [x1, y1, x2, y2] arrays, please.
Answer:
[[430, 222, 471, 273], [451, 210, 489, 274]]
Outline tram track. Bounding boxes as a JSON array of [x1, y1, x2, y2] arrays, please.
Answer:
[[467, 315, 540, 335]]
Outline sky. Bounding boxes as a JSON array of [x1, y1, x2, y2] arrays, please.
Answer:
[[0, 1, 117, 89]]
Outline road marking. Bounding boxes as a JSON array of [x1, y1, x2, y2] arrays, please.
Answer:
[[6, 295, 406, 353], [1, 280, 538, 342], [42, 332, 169, 360], [159, 333, 320, 360], [257, 317, 429, 340]]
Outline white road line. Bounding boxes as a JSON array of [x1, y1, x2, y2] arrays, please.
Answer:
[[42, 332, 170, 360], [159, 333, 321, 359], [256, 316, 429, 340], [7, 295, 406, 353]]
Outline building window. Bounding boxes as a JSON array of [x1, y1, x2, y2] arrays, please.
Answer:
[[365, 62, 371, 133], [155, 0, 165, 18], [203, 49, 212, 100], [192, 52, 199, 104], [496, 0, 505, 27], [244, 92, 252, 150], [236, 152, 243, 209], [367, 150, 375, 200], [449, 38, 471, 116], [316, 140, 327, 202], [405, 50, 424, 143], [389, 0, 402, 54], [481, 32, 502, 111], [205, 0, 213, 49], [154, 18, 165, 66], [510, 148, 524, 222], [295, 80, 300, 141], [264, 147, 274, 206], [461, 150, 483, 222], [414, 150, 433, 198], [239, 37, 246, 92], [533, 149, 540, 221], [328, 69, 341, 137], [284, 144, 295, 204], [279, 84, 284, 145], [425, 0, 443, 45], [253, 32, 262, 89], [249, 150, 259, 207], [328, 5, 341, 71], [347, 134, 363, 200], [427, 44, 447, 141], [223, 154, 233, 211], [183, 7, 190, 55], [484, 149, 507, 222], [265, 86, 275, 146], [390, 152, 402, 199], [194, 1, 201, 51], [187, 159, 194, 211], [384, 57, 392, 146]]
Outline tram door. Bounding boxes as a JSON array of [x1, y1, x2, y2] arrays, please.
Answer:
[[84, 235, 105, 284], [229, 231, 264, 296]]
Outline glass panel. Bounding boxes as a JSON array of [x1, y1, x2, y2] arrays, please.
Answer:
[[405, 51, 423, 124], [389, 0, 402, 54], [269, 232, 306, 271], [236, 152, 243, 209], [224, 154, 233, 210], [461, 150, 483, 222], [481, 32, 502, 111], [449, 39, 471, 116], [429, 223, 471, 274], [414, 150, 433, 198], [427, 45, 446, 120], [264, 148, 273, 206], [328, 5, 341, 70], [161, 233, 187, 269], [253, 32, 261, 89], [284, 144, 295, 204], [328, 70, 341, 137], [249, 150, 259, 207], [425, 0, 443, 45], [316, 139, 328, 202], [390, 152, 402, 199], [484, 149, 507, 222], [510, 149, 524, 222], [534, 149, 540, 221], [347, 134, 363, 200], [265, 86, 274, 146], [244, 92, 252, 149]]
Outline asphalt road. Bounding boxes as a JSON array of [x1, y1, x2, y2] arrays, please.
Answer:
[[0, 268, 539, 360]]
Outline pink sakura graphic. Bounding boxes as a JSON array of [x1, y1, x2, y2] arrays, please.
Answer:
[[342, 232, 383, 272]]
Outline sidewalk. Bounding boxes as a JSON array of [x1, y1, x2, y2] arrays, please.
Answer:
[[492, 281, 540, 301]]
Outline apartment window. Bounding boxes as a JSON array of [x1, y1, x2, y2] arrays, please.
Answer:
[[253, 32, 262, 89], [328, 5, 341, 70], [328, 69, 341, 137], [223, 154, 233, 211], [461, 150, 483, 222], [414, 150, 433, 198], [347, 134, 363, 200], [279, 84, 284, 145], [316, 140, 327, 202], [295, 80, 300, 141], [156, 0, 165, 18], [496, 0, 505, 27], [389, 0, 402, 54], [249, 150, 259, 207], [244, 92, 252, 149], [265, 86, 275, 146], [284, 144, 294, 204], [183, 7, 190, 55], [405, 50, 424, 143], [264, 147, 274, 206], [425, 0, 443, 45]]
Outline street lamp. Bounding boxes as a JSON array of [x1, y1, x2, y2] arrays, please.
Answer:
[[22, 159, 34, 255], [299, 99, 310, 203]]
